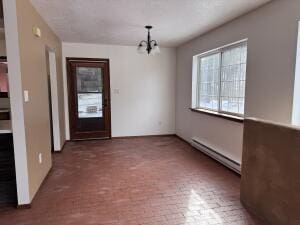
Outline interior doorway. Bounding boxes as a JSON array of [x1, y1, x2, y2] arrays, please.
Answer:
[[66, 58, 111, 140], [47, 71, 54, 151], [46, 49, 61, 151]]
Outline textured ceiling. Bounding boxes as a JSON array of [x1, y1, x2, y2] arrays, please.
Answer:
[[30, 0, 271, 47]]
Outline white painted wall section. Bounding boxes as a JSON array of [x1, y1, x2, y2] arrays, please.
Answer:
[[176, 0, 300, 164], [62, 42, 176, 139]]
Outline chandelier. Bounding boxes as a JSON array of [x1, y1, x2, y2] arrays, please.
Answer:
[[137, 26, 160, 55]]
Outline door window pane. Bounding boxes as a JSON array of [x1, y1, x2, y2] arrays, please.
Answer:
[[76, 67, 103, 118], [77, 67, 102, 93], [78, 93, 102, 118]]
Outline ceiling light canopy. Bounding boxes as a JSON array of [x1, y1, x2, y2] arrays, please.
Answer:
[[137, 26, 160, 55]]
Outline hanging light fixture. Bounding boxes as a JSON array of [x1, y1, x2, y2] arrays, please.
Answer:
[[137, 26, 160, 55]]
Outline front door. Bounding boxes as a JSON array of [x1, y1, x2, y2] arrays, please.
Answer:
[[67, 58, 111, 140]]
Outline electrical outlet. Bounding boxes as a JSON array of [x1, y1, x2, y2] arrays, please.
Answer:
[[38, 153, 42, 164]]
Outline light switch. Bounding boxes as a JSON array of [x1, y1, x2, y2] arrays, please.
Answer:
[[38, 153, 42, 164], [24, 90, 29, 102]]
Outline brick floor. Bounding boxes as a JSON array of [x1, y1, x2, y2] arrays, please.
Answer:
[[0, 136, 265, 225]]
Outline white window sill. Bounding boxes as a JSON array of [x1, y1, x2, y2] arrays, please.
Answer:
[[190, 108, 244, 123]]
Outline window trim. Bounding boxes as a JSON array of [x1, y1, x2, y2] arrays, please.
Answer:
[[190, 108, 244, 123], [197, 39, 247, 58], [192, 39, 248, 118]]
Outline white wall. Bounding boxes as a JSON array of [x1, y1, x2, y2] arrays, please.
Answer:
[[62, 42, 176, 139], [176, 0, 300, 163]]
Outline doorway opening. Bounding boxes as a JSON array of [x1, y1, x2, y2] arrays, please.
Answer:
[[46, 48, 61, 151], [66, 58, 111, 140]]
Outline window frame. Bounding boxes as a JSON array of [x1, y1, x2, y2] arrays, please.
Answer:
[[194, 39, 247, 118]]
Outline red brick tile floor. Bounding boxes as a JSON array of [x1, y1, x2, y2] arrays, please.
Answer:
[[0, 136, 266, 225]]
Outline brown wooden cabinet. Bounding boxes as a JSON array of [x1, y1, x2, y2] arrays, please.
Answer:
[[0, 133, 17, 206], [0, 111, 10, 120]]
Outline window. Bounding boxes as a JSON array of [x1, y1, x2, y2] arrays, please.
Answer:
[[194, 40, 247, 116]]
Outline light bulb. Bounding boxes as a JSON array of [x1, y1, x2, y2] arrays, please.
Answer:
[[137, 44, 147, 54], [151, 44, 160, 55]]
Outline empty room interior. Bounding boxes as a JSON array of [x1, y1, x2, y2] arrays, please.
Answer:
[[0, 0, 299, 224]]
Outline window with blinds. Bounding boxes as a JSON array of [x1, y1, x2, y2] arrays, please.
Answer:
[[196, 41, 247, 116]]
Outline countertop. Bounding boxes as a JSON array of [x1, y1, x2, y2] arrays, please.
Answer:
[[0, 120, 12, 134]]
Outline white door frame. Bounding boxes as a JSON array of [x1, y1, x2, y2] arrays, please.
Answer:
[[47, 49, 61, 151], [292, 21, 300, 125]]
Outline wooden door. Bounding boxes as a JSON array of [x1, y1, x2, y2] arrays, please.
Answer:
[[67, 58, 111, 140]]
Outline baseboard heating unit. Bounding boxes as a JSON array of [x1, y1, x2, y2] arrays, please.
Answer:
[[191, 138, 241, 174]]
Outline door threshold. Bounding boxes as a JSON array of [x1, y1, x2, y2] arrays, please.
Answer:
[[71, 137, 111, 141]]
